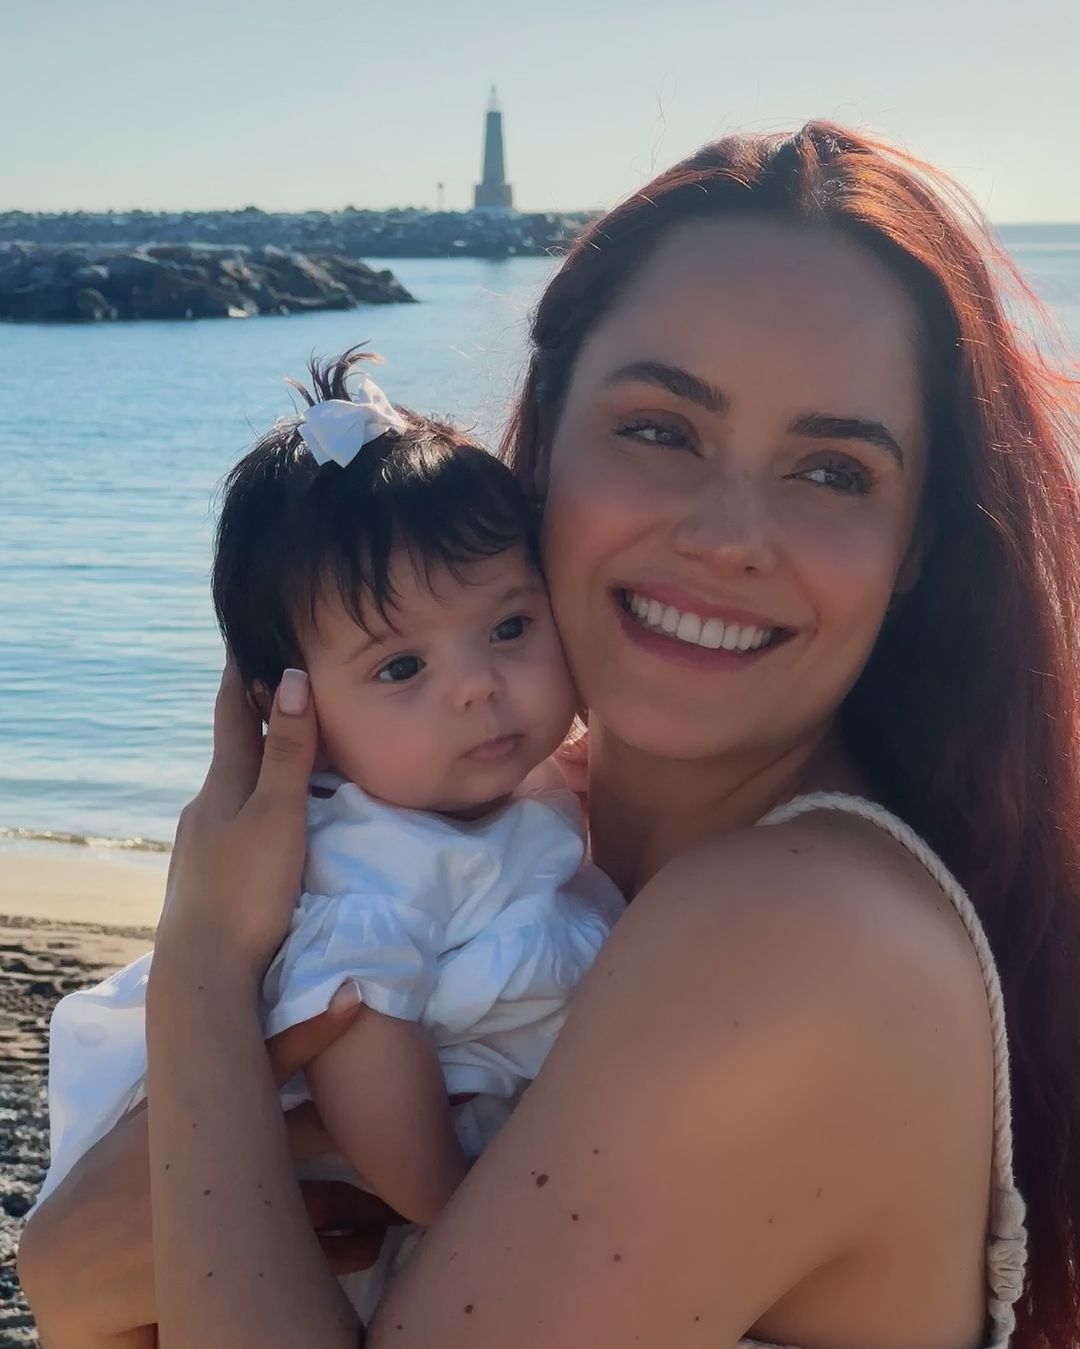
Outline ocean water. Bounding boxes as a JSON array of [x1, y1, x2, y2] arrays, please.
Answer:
[[2, 233, 1078, 849]]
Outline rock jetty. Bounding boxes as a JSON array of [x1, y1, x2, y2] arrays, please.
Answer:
[[0, 208, 594, 260], [0, 244, 415, 323]]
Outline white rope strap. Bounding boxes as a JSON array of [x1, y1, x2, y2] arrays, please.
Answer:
[[757, 793, 1028, 1347]]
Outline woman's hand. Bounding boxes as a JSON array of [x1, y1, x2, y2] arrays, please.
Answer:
[[154, 662, 316, 983]]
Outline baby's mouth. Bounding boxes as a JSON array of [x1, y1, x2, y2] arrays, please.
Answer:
[[461, 733, 524, 763]]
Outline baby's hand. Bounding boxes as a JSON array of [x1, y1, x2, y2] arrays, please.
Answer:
[[268, 980, 365, 1087], [552, 719, 589, 805], [523, 720, 589, 799], [520, 756, 569, 794]]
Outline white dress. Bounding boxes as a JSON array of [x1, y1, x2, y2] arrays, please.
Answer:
[[36, 775, 623, 1313]]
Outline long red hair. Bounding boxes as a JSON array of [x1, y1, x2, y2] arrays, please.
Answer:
[[505, 124, 1080, 1348]]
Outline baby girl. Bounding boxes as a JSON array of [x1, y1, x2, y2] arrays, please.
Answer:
[[36, 348, 622, 1320]]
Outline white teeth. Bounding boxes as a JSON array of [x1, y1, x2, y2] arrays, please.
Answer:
[[675, 612, 702, 643], [623, 591, 778, 654]]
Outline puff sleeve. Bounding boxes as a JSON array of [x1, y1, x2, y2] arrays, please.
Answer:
[[262, 892, 443, 1038]]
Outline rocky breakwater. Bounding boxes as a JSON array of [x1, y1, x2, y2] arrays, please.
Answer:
[[0, 243, 415, 322]]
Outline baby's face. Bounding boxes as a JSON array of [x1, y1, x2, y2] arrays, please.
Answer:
[[301, 546, 577, 816]]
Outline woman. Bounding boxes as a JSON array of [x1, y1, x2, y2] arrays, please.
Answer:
[[19, 123, 1080, 1349]]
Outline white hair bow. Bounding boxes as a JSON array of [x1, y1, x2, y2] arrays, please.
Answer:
[[298, 376, 408, 468]]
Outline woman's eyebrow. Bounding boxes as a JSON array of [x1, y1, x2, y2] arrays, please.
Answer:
[[603, 361, 728, 415], [604, 364, 905, 467], [789, 412, 905, 466]]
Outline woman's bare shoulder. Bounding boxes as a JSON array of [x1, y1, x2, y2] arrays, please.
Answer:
[[592, 803, 995, 1213], [372, 806, 994, 1349], [620, 805, 990, 1052]]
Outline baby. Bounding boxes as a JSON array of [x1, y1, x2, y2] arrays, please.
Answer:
[[36, 349, 622, 1319]]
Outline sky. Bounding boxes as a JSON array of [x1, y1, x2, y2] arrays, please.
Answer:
[[4, 0, 1079, 223]]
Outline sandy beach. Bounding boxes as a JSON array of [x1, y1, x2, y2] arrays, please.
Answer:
[[0, 845, 164, 1345]]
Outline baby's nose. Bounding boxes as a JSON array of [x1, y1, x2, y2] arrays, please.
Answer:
[[452, 654, 501, 710]]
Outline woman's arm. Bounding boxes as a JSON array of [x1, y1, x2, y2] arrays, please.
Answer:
[[18, 1094, 392, 1347], [141, 666, 987, 1348], [148, 958, 359, 1348], [144, 665, 363, 1349], [18, 927, 386, 1344], [365, 823, 990, 1349]]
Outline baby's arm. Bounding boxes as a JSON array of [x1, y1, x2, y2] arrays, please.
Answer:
[[305, 1009, 468, 1227]]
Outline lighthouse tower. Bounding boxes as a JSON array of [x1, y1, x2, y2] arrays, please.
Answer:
[[473, 87, 514, 213]]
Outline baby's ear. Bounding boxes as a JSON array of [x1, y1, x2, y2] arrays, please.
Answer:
[[250, 681, 274, 724]]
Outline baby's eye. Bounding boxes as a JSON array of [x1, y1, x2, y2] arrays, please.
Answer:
[[615, 417, 694, 451], [375, 655, 424, 684], [492, 614, 530, 642]]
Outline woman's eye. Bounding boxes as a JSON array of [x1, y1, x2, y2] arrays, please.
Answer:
[[493, 614, 530, 642], [375, 655, 423, 684], [615, 418, 694, 451], [797, 461, 874, 496]]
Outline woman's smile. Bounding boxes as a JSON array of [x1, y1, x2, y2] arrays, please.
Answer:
[[613, 584, 798, 669]]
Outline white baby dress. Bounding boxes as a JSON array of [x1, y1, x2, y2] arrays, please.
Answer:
[[36, 776, 622, 1303]]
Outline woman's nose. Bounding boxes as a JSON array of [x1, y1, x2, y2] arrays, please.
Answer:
[[671, 471, 778, 577]]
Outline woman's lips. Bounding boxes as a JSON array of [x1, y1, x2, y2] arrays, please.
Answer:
[[613, 589, 795, 669], [615, 583, 791, 644]]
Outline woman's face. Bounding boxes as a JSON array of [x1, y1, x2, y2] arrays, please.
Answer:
[[542, 215, 928, 762]]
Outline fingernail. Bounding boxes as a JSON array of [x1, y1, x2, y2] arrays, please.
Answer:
[[329, 980, 363, 1014], [279, 668, 309, 716]]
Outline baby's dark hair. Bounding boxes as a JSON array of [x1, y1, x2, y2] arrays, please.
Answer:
[[213, 347, 540, 692]]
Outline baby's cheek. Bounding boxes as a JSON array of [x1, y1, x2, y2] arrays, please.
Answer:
[[358, 706, 449, 804], [529, 648, 578, 750], [314, 689, 389, 785]]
